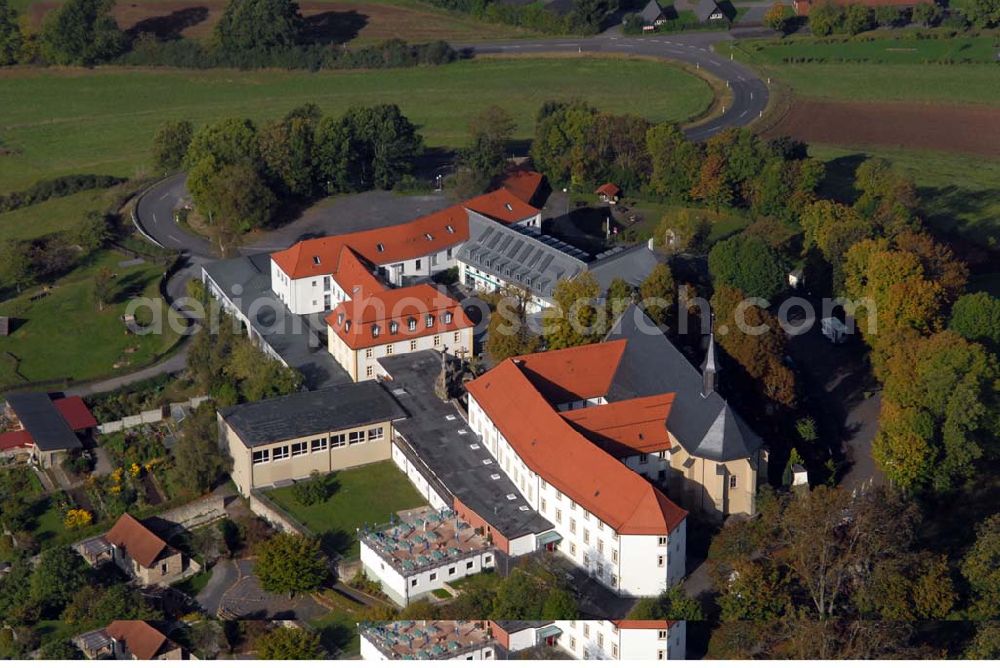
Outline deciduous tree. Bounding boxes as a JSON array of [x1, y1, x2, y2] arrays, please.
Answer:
[[0, 0, 21, 65], [639, 262, 675, 327], [461, 105, 516, 190], [543, 271, 605, 349], [255, 626, 325, 660], [151, 120, 194, 174], [215, 0, 304, 54], [708, 234, 786, 301], [254, 533, 326, 597], [40, 0, 125, 65], [950, 291, 1000, 348]]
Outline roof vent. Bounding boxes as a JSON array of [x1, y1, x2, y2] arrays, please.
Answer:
[[518, 505, 529, 512], [505, 203, 513, 212], [506, 494, 517, 501]]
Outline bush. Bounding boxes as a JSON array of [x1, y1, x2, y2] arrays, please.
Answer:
[[0, 174, 125, 214], [291, 472, 332, 506]]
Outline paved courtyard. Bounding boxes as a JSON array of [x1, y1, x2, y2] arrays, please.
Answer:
[[197, 558, 330, 620]]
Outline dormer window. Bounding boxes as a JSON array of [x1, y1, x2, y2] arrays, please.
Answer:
[[425, 315, 434, 328], [389, 321, 398, 334], [408, 318, 417, 332], [446, 225, 454, 234], [344, 320, 351, 332], [371, 324, 380, 338], [505, 203, 513, 212], [443, 312, 452, 324], [376, 243, 384, 253], [337, 312, 344, 325], [424, 233, 433, 241], [312, 256, 321, 265]]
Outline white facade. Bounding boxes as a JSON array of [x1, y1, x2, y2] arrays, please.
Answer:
[[390, 442, 449, 511], [378, 247, 459, 286], [458, 262, 554, 314], [553, 621, 686, 661], [466, 396, 685, 597], [329, 324, 474, 383], [360, 635, 496, 661], [360, 540, 495, 607]]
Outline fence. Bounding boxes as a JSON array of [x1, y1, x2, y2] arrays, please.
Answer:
[[97, 396, 210, 434]]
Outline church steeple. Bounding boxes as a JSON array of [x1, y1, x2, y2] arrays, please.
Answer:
[[701, 330, 718, 398]]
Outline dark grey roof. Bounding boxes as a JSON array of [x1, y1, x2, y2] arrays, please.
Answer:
[[379, 351, 553, 541], [640, 0, 665, 22], [605, 305, 762, 462], [219, 382, 406, 448], [5, 392, 82, 452], [677, 0, 723, 21], [202, 254, 351, 389], [457, 211, 660, 302], [493, 620, 553, 633]]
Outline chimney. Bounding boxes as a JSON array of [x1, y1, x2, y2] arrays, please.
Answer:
[[701, 329, 718, 398]]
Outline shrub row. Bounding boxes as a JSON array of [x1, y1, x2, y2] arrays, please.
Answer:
[[120, 36, 458, 70], [0, 174, 125, 214]]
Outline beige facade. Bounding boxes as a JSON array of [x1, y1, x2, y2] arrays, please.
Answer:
[[328, 325, 474, 382], [668, 444, 768, 519], [114, 548, 184, 586], [221, 416, 396, 495]]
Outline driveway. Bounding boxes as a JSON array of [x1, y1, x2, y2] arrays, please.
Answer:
[[200, 558, 331, 621]]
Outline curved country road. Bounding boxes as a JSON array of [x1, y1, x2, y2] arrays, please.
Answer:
[[134, 29, 770, 257]]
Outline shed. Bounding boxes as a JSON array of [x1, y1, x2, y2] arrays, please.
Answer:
[[595, 183, 622, 203]]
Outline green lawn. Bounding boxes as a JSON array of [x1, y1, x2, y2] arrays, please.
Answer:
[[310, 591, 365, 658], [0, 249, 182, 391], [174, 567, 213, 597], [0, 188, 115, 243], [730, 36, 1000, 105], [264, 461, 426, 559], [810, 144, 1000, 249], [0, 58, 714, 192]]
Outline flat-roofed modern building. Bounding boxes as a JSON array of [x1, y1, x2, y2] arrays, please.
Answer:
[[360, 507, 494, 606], [360, 620, 497, 661], [490, 620, 685, 660], [219, 383, 407, 495]]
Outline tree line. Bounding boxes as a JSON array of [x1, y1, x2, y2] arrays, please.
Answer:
[[0, 0, 456, 68], [153, 102, 423, 253], [421, 0, 619, 35]]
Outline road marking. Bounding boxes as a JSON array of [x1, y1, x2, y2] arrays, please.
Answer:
[[739, 110, 748, 118], [169, 235, 182, 243], [152, 213, 158, 223]]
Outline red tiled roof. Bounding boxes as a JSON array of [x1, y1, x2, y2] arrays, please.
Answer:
[[106, 621, 169, 660], [464, 187, 540, 224], [105, 513, 169, 569], [508, 340, 627, 405], [326, 284, 473, 350], [0, 430, 32, 451], [271, 205, 470, 280], [332, 246, 387, 300], [498, 169, 544, 205], [466, 355, 687, 535], [614, 620, 675, 630], [53, 396, 98, 431], [562, 394, 675, 458], [596, 183, 622, 198]]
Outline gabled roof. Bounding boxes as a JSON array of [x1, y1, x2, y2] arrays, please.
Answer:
[[595, 182, 622, 197], [326, 284, 473, 350], [639, 0, 665, 22], [332, 246, 387, 300], [498, 168, 544, 205], [463, 187, 541, 225], [509, 340, 626, 405], [466, 356, 687, 535], [105, 621, 171, 661], [562, 394, 675, 459], [605, 305, 763, 462], [271, 205, 469, 280], [676, 0, 722, 20], [5, 392, 84, 452], [104, 513, 170, 569]]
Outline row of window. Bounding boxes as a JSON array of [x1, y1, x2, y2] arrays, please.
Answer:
[[406, 555, 493, 589], [364, 331, 462, 359], [340, 311, 455, 337], [251, 428, 384, 465]]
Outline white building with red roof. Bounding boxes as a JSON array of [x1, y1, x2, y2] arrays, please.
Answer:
[[490, 620, 685, 660]]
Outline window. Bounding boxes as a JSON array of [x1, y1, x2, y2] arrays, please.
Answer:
[[556, 491, 562, 501], [349, 431, 365, 445], [584, 510, 590, 520], [448, 566, 456, 575], [331, 434, 346, 448], [368, 427, 384, 441], [570, 638, 576, 651], [569, 543, 576, 556], [410, 340, 418, 351], [658, 630, 668, 640], [162, 562, 168, 575], [657, 555, 665, 567], [658, 650, 666, 660], [312, 256, 321, 265], [612, 644, 619, 659], [415, 259, 422, 270], [612, 549, 619, 564], [597, 539, 604, 554], [291, 442, 308, 457], [411, 578, 418, 587], [389, 321, 398, 334], [658, 536, 668, 546], [429, 572, 437, 582], [730, 475, 738, 489], [556, 509, 562, 523], [484, 650, 492, 659], [311, 438, 327, 452], [376, 243, 384, 253], [272, 445, 289, 461], [365, 366, 373, 378], [386, 344, 393, 355], [433, 335, 441, 346], [323, 276, 330, 290], [583, 624, 590, 639], [583, 529, 590, 545], [466, 561, 473, 569], [484, 555, 492, 565], [443, 312, 453, 324], [597, 633, 604, 649], [426, 315, 435, 327], [311, 280, 317, 287], [639, 453, 648, 464], [365, 348, 373, 359], [570, 519, 577, 534], [252, 450, 269, 465], [454, 332, 461, 343], [570, 501, 576, 511], [371, 324, 380, 338], [541, 499, 547, 513], [611, 574, 618, 587], [408, 318, 417, 331]]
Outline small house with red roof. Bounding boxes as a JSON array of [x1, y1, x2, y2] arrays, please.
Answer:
[[75, 620, 185, 660], [326, 283, 474, 382], [595, 182, 622, 203], [1, 393, 97, 468], [87, 513, 186, 586]]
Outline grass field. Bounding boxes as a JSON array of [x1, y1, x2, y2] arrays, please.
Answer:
[[0, 188, 115, 243], [731, 36, 1000, 106], [810, 143, 1000, 248], [264, 461, 426, 559], [0, 249, 182, 391], [0, 58, 713, 192]]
